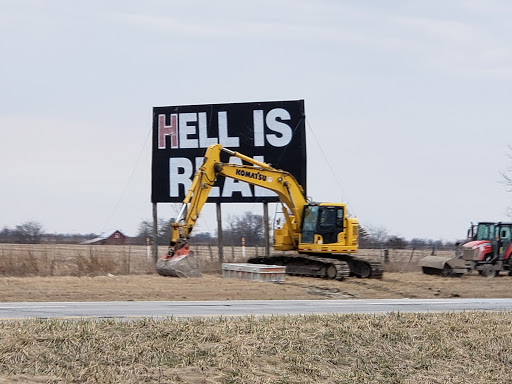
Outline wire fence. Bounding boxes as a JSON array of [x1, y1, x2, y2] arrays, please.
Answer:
[[0, 243, 455, 277]]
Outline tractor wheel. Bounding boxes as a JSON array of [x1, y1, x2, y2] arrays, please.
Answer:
[[441, 264, 453, 277], [482, 267, 497, 278]]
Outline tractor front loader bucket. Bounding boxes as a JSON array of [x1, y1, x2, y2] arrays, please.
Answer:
[[417, 255, 468, 277]]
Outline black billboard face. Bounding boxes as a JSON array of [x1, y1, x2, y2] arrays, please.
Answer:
[[151, 100, 306, 203]]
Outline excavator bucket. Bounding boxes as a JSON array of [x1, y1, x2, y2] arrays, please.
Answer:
[[155, 244, 202, 278], [417, 255, 468, 277]]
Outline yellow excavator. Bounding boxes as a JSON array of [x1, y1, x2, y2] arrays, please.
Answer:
[[156, 144, 382, 280]]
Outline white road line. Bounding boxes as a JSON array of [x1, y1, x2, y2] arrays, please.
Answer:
[[0, 305, 67, 309]]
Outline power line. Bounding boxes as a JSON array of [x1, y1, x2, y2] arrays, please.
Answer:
[[306, 119, 357, 217], [100, 126, 152, 234]]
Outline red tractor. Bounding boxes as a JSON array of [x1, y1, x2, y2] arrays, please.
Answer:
[[419, 222, 512, 277], [461, 222, 512, 277]]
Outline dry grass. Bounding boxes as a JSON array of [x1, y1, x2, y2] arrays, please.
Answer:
[[4, 270, 512, 303], [0, 312, 511, 383], [0, 244, 156, 277], [0, 244, 272, 277], [3, 243, 503, 304], [3, 271, 512, 303], [0, 244, 450, 278]]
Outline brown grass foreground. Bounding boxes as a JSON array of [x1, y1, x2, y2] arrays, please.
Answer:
[[4, 271, 512, 302], [1, 312, 511, 383]]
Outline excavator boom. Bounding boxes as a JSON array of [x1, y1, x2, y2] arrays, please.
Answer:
[[169, 144, 306, 248]]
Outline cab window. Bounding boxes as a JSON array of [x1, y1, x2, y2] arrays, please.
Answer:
[[476, 224, 495, 240], [302, 206, 319, 232], [301, 205, 319, 243], [317, 206, 344, 244], [319, 208, 337, 229], [500, 226, 511, 240]]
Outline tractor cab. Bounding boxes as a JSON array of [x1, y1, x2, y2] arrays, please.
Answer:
[[468, 222, 496, 241], [492, 223, 512, 261], [463, 222, 512, 263]]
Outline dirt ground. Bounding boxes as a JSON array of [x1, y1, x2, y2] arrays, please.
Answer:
[[2, 271, 512, 302]]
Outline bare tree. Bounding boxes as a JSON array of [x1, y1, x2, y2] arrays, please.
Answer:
[[386, 235, 407, 249], [157, 218, 176, 245], [223, 211, 266, 246], [189, 232, 214, 245], [358, 225, 370, 248], [409, 238, 428, 249], [136, 218, 176, 245], [502, 145, 512, 217], [502, 145, 512, 188], [0, 226, 13, 243], [363, 225, 389, 249], [13, 221, 44, 244]]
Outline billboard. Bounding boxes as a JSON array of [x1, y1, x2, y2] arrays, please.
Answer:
[[151, 100, 306, 203]]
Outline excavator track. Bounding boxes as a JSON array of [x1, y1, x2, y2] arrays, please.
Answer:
[[366, 260, 383, 279], [248, 253, 382, 280], [331, 255, 383, 279], [248, 255, 351, 281]]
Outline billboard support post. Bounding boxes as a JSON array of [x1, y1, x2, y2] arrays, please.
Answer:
[[152, 203, 158, 263], [216, 202, 224, 264], [263, 202, 270, 257]]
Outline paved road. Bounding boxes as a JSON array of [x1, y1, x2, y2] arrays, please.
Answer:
[[1, 298, 512, 320]]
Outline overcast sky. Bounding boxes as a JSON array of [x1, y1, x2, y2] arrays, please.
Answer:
[[1, 0, 511, 241]]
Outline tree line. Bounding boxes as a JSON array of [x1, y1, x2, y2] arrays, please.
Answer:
[[0, 221, 97, 244], [134, 211, 266, 247], [358, 226, 454, 250], [1, 214, 455, 250]]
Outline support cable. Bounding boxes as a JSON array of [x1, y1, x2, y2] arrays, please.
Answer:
[[306, 119, 357, 217], [100, 126, 152, 234]]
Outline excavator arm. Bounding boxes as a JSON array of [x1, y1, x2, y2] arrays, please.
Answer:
[[168, 143, 307, 257]]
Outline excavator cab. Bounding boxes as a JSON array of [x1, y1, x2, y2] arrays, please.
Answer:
[[297, 203, 358, 254], [301, 205, 343, 244]]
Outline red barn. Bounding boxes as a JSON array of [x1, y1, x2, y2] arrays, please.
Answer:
[[82, 230, 127, 245]]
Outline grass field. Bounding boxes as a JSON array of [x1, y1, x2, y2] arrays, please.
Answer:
[[2, 243, 512, 302], [4, 271, 512, 303], [2, 244, 510, 383], [0, 243, 445, 277], [1, 312, 511, 383]]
